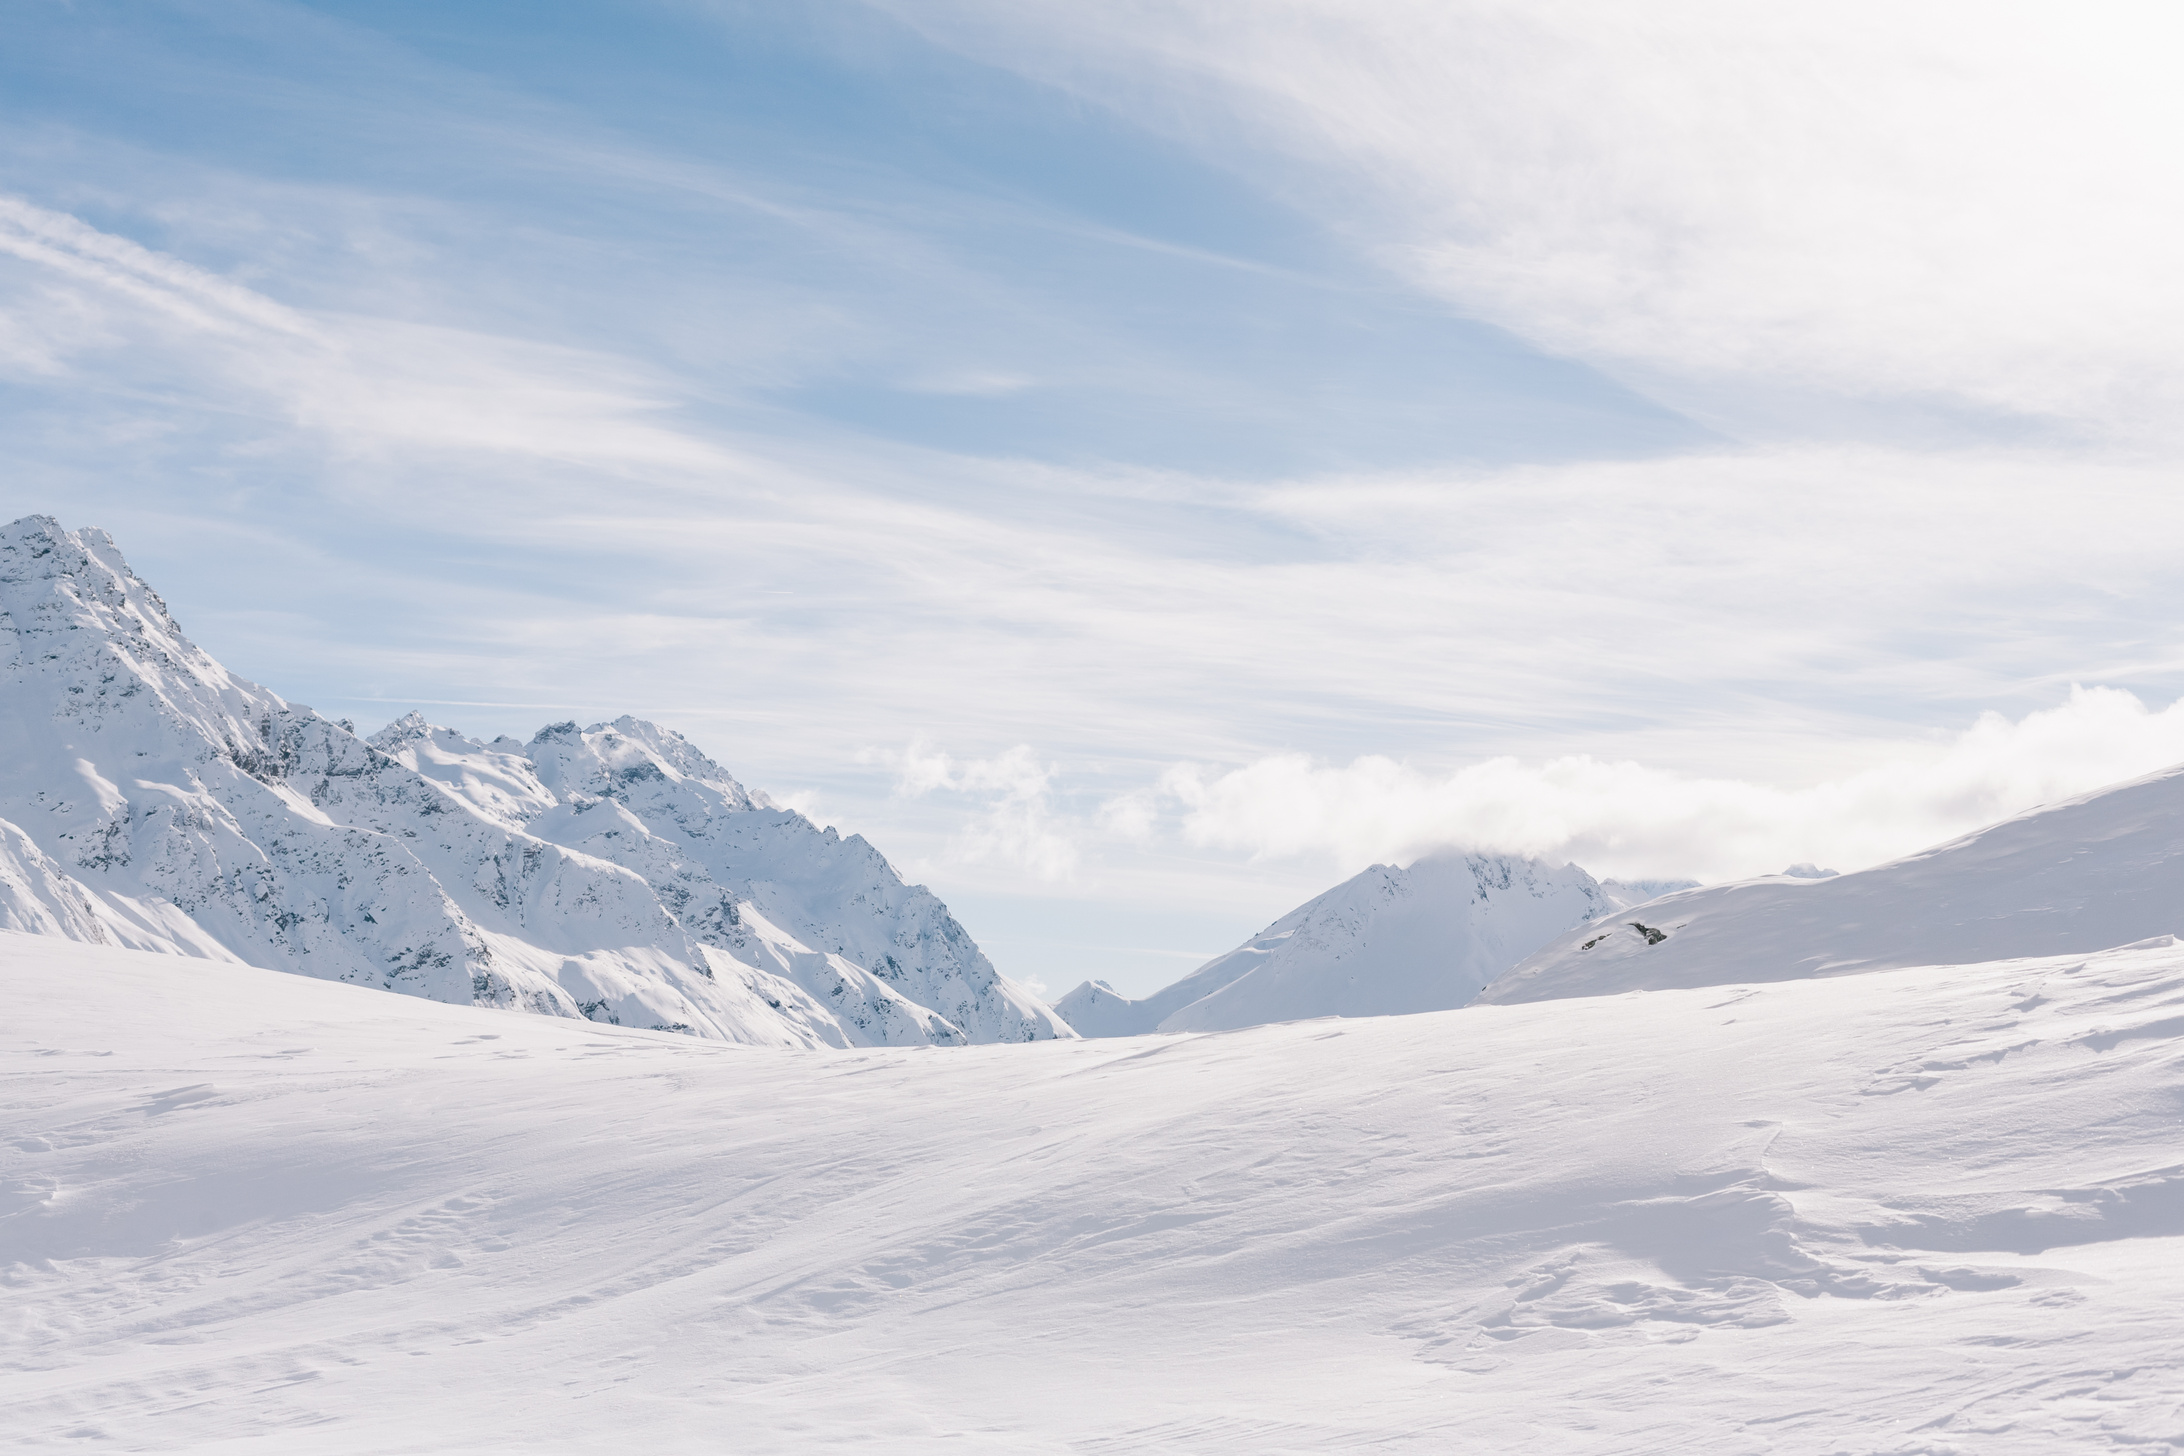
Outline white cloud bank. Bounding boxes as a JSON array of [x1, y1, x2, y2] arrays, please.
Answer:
[[1128, 686, 2184, 884], [862, 743, 1080, 882]]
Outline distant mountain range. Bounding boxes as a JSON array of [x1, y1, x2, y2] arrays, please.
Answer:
[[0, 515, 1069, 1046]]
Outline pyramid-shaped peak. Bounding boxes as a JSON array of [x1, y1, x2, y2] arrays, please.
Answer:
[[599, 716, 763, 803], [520, 716, 767, 810], [0, 517, 209, 693], [367, 711, 437, 750], [2, 512, 65, 539], [0, 515, 136, 582], [2, 514, 100, 582]]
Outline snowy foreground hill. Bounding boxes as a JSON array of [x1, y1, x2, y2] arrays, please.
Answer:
[[1057, 852, 1689, 1036], [9, 931, 2184, 1451], [0, 514, 1066, 1046], [1489, 758, 2184, 1006]]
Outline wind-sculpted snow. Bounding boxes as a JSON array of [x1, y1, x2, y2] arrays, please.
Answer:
[[9, 933, 2184, 1451], [0, 515, 1065, 1047], [1059, 851, 1664, 1036], [1486, 760, 2184, 1005]]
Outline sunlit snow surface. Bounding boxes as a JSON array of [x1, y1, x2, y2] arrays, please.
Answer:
[[8, 933, 2183, 1451]]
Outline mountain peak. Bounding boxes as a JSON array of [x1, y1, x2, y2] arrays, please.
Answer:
[[368, 711, 435, 749], [0, 518, 1073, 1049], [1061, 850, 1624, 1037], [1, 511, 64, 543]]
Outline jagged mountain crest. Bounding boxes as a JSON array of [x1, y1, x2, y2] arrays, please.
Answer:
[[0, 514, 1072, 1047]]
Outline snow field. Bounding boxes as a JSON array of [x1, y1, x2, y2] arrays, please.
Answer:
[[7, 933, 2184, 1451]]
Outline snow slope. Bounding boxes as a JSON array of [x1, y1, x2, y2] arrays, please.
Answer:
[[0, 818, 111, 942], [1056, 852, 1687, 1036], [373, 712, 1067, 1045], [1486, 759, 2184, 1005], [0, 514, 1065, 1046], [9, 931, 2184, 1451]]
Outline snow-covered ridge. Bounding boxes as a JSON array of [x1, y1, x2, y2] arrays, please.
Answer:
[[0, 514, 1070, 1046], [16, 932, 2184, 1449], [1485, 759, 2184, 1004], [1057, 852, 1691, 1036]]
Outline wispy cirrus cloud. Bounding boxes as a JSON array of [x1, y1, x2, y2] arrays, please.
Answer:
[[882, 1, 2184, 444], [0, 193, 732, 471], [0, 194, 315, 339], [14, 196, 2183, 910]]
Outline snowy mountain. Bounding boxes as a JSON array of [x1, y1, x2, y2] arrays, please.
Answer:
[[1483, 759, 2184, 1005], [0, 514, 1069, 1046], [1056, 852, 1688, 1036], [14, 931, 2184, 1450]]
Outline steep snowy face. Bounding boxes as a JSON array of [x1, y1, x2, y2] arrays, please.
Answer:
[[0, 515, 483, 995], [524, 716, 768, 814], [518, 717, 1071, 1043], [369, 713, 557, 827], [0, 515, 1069, 1048], [1056, 852, 1618, 1036], [388, 717, 986, 1047], [1484, 759, 2184, 1004], [0, 819, 111, 942]]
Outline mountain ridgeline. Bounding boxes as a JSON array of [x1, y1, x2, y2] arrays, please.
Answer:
[[0, 515, 1070, 1047], [1056, 855, 1693, 1036], [17, 512, 2179, 1048]]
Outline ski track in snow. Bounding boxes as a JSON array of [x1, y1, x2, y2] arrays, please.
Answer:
[[7, 933, 2184, 1452]]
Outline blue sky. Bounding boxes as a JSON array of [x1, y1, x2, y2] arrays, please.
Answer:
[[8, 1, 2184, 995]]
